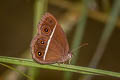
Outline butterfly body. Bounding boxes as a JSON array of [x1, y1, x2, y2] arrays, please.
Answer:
[[31, 13, 72, 64]]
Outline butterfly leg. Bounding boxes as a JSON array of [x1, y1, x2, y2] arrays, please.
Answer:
[[57, 62, 61, 66], [68, 58, 72, 64], [62, 62, 65, 64], [57, 62, 65, 66]]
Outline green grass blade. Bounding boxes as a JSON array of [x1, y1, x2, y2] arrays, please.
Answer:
[[33, 0, 46, 35], [30, 0, 48, 79], [63, 0, 89, 80], [0, 56, 94, 75], [0, 56, 120, 78], [82, 0, 120, 80], [0, 63, 32, 80]]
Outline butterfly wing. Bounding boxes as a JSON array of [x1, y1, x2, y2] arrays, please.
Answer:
[[31, 13, 72, 64]]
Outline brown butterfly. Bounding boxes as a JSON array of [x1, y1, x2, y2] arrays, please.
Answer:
[[31, 13, 72, 64]]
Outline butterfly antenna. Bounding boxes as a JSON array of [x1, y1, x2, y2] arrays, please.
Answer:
[[71, 43, 88, 53], [69, 43, 87, 64]]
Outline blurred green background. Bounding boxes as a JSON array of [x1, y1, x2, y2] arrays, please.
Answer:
[[0, 0, 120, 80]]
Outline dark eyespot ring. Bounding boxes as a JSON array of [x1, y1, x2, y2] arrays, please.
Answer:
[[37, 38, 47, 46], [40, 40, 44, 44], [44, 28, 48, 32], [41, 25, 51, 35], [38, 51, 42, 56]]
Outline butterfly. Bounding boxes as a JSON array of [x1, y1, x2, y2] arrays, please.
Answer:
[[31, 13, 72, 64]]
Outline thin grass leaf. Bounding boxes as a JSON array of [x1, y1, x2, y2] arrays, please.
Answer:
[[0, 63, 33, 80], [63, 0, 89, 80], [30, 0, 48, 79], [0, 56, 94, 75], [82, 0, 120, 80], [0, 56, 120, 78], [33, 0, 46, 35]]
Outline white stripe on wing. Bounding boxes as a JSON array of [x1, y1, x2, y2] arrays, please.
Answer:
[[43, 24, 57, 60]]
